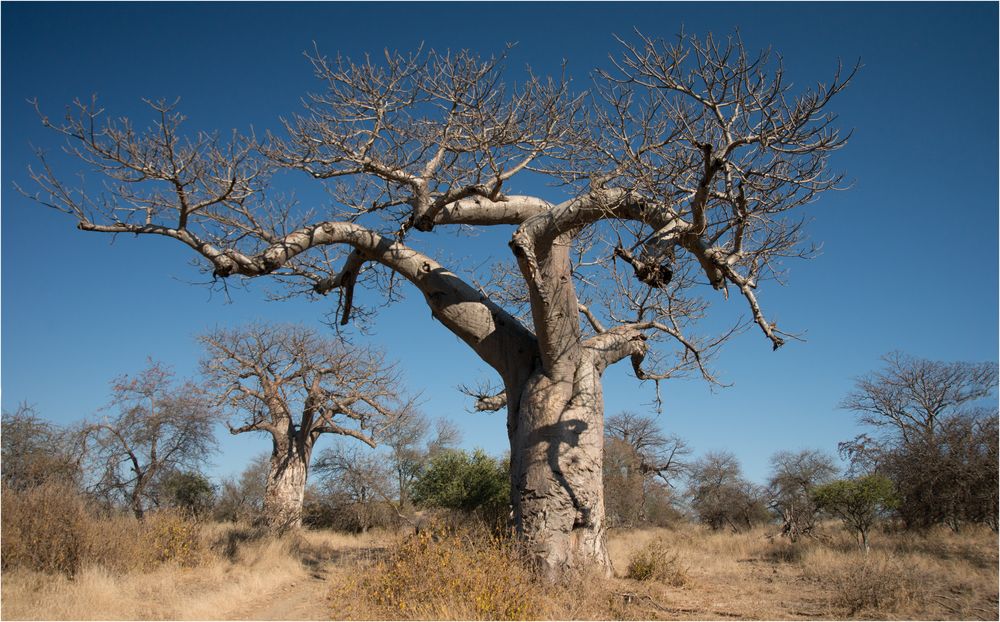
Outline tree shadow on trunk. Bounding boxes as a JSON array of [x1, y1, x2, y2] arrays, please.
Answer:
[[532, 418, 591, 527]]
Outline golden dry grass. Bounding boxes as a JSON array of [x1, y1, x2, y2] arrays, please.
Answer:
[[1, 482, 409, 620], [2, 514, 997, 620], [602, 522, 999, 620]]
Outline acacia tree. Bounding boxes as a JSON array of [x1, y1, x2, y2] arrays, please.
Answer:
[[214, 453, 269, 523], [812, 475, 897, 553], [312, 441, 397, 532], [840, 353, 999, 529], [766, 449, 838, 541], [604, 411, 688, 527], [378, 412, 463, 511], [1, 403, 84, 491], [200, 323, 403, 530], [24, 32, 853, 575], [86, 360, 217, 519], [842, 352, 998, 444], [605, 411, 689, 486], [687, 450, 769, 531]]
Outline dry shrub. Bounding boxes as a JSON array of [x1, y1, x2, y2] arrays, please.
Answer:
[[332, 524, 544, 620], [822, 553, 918, 616], [1, 482, 91, 576], [887, 524, 1000, 569], [1, 484, 208, 576], [78, 509, 208, 572], [624, 537, 688, 586], [142, 510, 207, 567], [759, 537, 808, 563]]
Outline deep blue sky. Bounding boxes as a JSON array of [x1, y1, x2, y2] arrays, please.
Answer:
[[3, 2, 998, 485]]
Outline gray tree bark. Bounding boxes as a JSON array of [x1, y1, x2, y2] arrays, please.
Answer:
[[510, 361, 612, 578], [261, 432, 312, 530]]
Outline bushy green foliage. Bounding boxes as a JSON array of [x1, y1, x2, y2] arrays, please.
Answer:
[[159, 470, 215, 518], [812, 475, 897, 551], [411, 449, 508, 524]]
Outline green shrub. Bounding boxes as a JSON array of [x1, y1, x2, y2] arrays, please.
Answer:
[[813, 475, 897, 552], [412, 449, 509, 528]]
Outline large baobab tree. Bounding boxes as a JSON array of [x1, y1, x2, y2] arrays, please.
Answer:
[[200, 323, 403, 530], [24, 32, 854, 575]]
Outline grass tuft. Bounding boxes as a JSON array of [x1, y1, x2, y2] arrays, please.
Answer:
[[624, 537, 689, 586], [332, 523, 544, 620]]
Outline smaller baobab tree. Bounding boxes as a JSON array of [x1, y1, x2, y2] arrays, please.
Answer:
[[200, 323, 405, 530], [85, 360, 218, 519]]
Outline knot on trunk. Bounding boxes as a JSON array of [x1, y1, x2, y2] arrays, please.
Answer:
[[212, 255, 238, 279]]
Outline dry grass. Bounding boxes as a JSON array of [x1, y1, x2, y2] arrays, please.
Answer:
[[1, 530, 304, 620], [329, 524, 543, 620], [602, 522, 998, 620], [1, 483, 207, 577], [1, 513, 402, 622], [2, 508, 996, 621]]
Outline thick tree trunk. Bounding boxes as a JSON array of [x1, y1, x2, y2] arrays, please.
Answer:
[[509, 360, 612, 579], [262, 434, 311, 531]]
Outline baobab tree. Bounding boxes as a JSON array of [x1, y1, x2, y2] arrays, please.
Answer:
[[23, 32, 854, 575], [200, 323, 403, 530]]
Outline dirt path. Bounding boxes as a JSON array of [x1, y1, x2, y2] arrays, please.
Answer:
[[221, 558, 331, 621], [222, 546, 382, 621], [224, 571, 331, 621]]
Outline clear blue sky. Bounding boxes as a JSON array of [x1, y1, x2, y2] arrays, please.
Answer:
[[3, 2, 997, 485]]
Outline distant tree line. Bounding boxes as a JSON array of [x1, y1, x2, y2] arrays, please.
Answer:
[[3, 349, 997, 543], [601, 352, 998, 542]]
